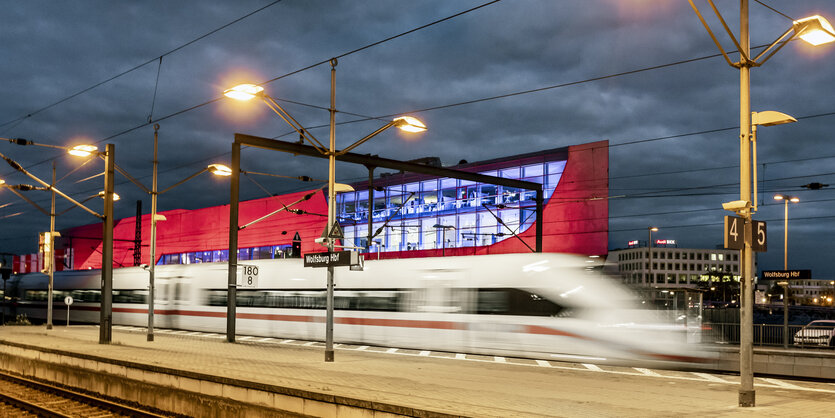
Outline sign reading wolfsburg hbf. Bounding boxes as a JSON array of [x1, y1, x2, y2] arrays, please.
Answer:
[[761, 270, 812, 280], [304, 251, 353, 268]]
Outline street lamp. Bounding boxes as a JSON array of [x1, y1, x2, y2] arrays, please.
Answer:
[[751, 111, 795, 212], [773, 194, 799, 270], [224, 60, 425, 362], [1, 142, 111, 334], [688, 1, 834, 407], [143, 124, 230, 342], [648, 227, 658, 285]]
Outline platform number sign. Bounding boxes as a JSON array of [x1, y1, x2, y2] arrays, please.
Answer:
[[724, 216, 744, 250], [751, 220, 766, 253], [238, 264, 259, 288], [724, 216, 766, 252]]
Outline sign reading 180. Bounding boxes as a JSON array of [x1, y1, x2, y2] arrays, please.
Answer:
[[237, 265, 259, 288]]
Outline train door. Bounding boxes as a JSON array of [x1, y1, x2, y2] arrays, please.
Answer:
[[469, 288, 525, 352], [403, 269, 472, 352], [154, 274, 187, 330]]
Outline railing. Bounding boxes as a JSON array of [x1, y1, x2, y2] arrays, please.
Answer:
[[704, 322, 835, 349]]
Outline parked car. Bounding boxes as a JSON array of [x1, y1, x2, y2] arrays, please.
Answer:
[[793, 320, 835, 347]]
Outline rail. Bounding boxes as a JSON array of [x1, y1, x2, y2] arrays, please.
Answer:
[[0, 370, 168, 417]]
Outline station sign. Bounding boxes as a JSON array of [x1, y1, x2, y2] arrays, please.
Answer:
[[304, 251, 355, 268], [761, 270, 811, 280]]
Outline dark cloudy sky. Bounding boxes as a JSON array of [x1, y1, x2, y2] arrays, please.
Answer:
[[1, 0, 834, 278]]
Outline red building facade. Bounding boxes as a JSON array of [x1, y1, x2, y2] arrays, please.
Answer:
[[13, 141, 608, 272]]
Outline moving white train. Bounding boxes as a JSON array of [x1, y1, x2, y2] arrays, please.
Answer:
[[6, 253, 712, 366]]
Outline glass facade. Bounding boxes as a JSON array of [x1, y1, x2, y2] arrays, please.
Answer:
[[336, 160, 566, 252], [158, 244, 294, 265]]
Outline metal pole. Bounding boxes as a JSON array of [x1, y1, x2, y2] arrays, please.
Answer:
[[227, 141, 240, 343], [738, 0, 755, 406], [47, 162, 56, 330], [367, 166, 374, 252], [783, 283, 789, 348], [2, 275, 6, 325], [325, 58, 337, 363], [783, 199, 788, 270], [148, 124, 159, 342], [99, 143, 115, 344], [648, 228, 653, 285]]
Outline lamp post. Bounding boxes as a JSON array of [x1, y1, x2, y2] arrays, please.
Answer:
[[772, 194, 799, 270], [773, 193, 799, 349], [145, 124, 231, 342], [2, 141, 111, 337], [688, 2, 835, 406], [223, 61, 425, 362], [647, 227, 657, 286]]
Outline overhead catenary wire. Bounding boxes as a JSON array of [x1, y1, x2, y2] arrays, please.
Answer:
[[1, 0, 505, 176]]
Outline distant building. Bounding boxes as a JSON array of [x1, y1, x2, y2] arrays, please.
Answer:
[[760, 278, 835, 306], [608, 245, 742, 288]]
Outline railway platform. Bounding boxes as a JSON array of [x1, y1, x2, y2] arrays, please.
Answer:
[[1, 324, 834, 417]]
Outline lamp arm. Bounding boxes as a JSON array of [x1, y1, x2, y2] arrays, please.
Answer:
[[337, 121, 397, 156], [0, 151, 102, 219], [707, 0, 749, 63], [688, 0, 738, 68], [113, 163, 151, 194], [751, 27, 796, 66], [2, 186, 50, 216], [57, 155, 97, 184], [262, 95, 328, 154], [158, 167, 208, 195]]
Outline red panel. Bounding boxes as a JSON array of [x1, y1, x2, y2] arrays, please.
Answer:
[[66, 189, 330, 270], [61, 142, 608, 269]]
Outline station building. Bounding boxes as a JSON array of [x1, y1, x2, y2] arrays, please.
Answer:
[[11, 140, 608, 273]]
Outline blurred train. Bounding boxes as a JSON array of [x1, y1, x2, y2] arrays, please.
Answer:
[[4, 253, 712, 366]]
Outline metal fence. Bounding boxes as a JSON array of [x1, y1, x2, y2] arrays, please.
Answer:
[[704, 322, 835, 348]]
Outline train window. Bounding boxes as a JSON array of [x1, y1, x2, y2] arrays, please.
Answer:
[[113, 290, 148, 304], [477, 288, 564, 317], [203, 289, 407, 312]]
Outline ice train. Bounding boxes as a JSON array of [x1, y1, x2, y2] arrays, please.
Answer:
[[6, 253, 711, 366]]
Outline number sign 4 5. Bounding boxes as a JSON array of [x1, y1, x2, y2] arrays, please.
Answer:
[[238, 264, 259, 288], [724, 216, 766, 252]]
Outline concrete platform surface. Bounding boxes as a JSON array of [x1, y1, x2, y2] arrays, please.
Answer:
[[1, 325, 834, 417]]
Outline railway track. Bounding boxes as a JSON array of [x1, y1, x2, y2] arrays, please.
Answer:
[[0, 370, 169, 417]]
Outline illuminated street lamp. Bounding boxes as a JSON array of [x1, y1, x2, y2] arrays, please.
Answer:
[[142, 124, 231, 342], [773, 194, 799, 270], [224, 60, 425, 362], [688, 1, 834, 406], [1, 142, 111, 334]]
